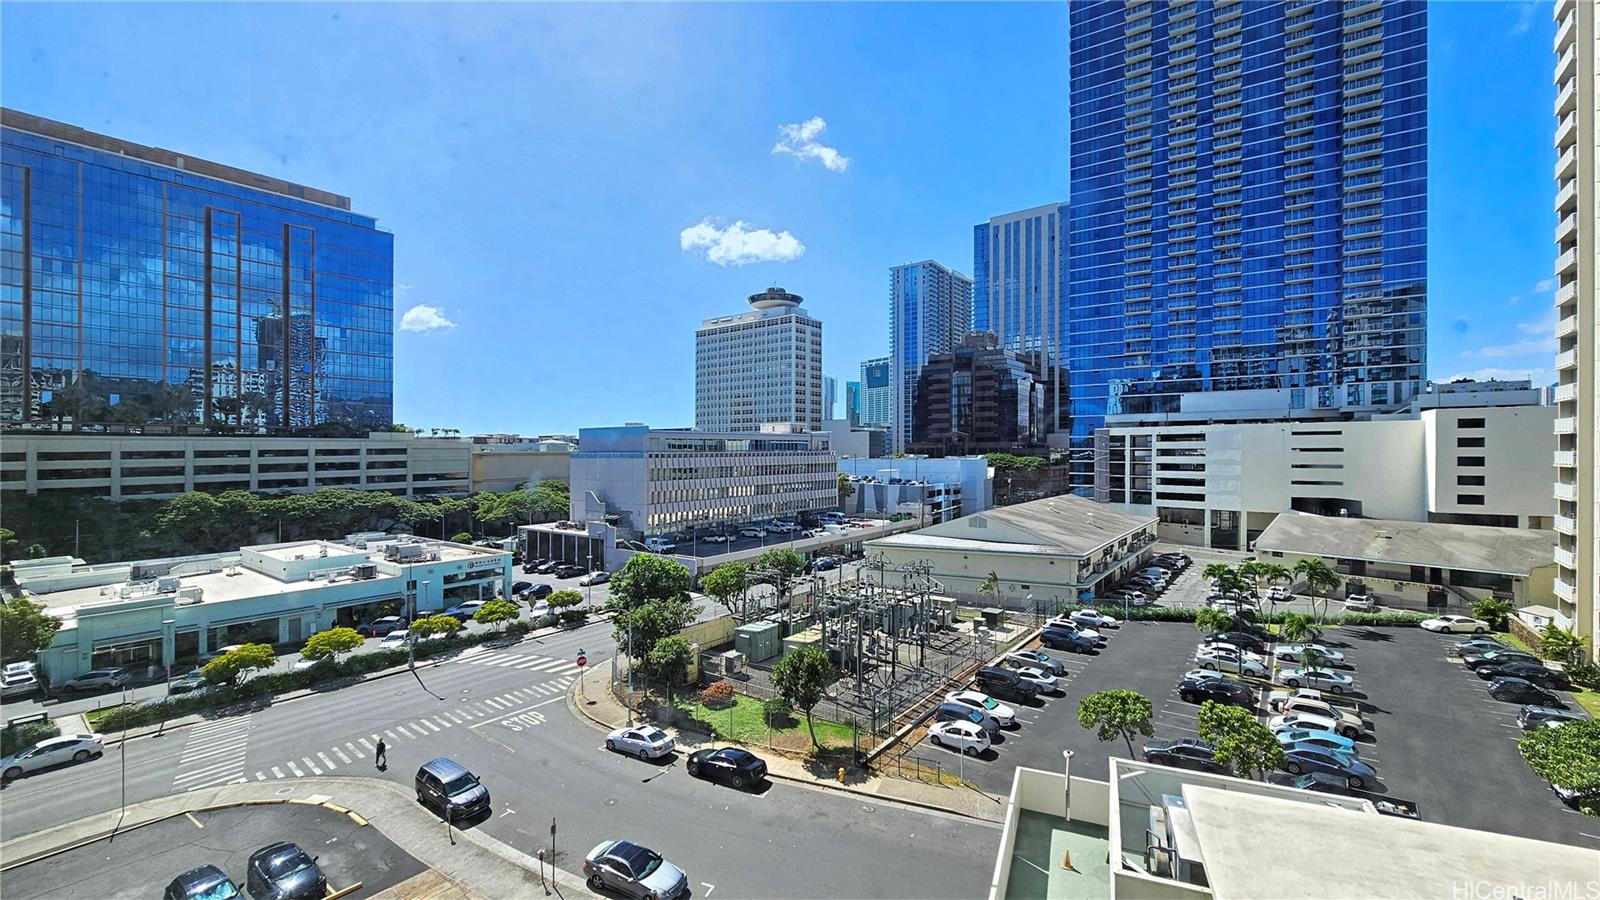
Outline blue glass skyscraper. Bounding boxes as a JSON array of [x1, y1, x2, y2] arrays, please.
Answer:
[[1, 109, 394, 430], [1065, 0, 1427, 490], [973, 203, 1069, 434], [890, 260, 972, 453]]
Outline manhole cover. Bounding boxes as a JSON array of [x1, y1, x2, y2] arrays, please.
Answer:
[[275, 787, 295, 796], [861, 805, 875, 813]]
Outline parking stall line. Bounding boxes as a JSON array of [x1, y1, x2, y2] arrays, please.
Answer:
[[255, 772, 266, 781]]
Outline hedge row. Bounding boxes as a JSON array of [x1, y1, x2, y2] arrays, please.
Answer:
[[1, 720, 60, 756], [1106, 606, 1430, 628], [93, 610, 592, 731]]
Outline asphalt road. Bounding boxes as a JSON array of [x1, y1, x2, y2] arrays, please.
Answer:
[[0, 616, 994, 899], [3, 804, 424, 900]]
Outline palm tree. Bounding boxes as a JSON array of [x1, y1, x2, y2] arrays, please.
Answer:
[[1194, 607, 1233, 636], [1201, 562, 1248, 600], [1260, 563, 1292, 603], [1238, 560, 1270, 604], [978, 571, 1002, 607], [1292, 558, 1342, 624], [1539, 623, 1588, 665], [1279, 612, 1317, 646]]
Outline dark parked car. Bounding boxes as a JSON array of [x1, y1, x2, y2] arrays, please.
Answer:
[[356, 615, 407, 637], [512, 581, 533, 595], [1282, 745, 1376, 789], [1202, 631, 1267, 653], [527, 583, 554, 600], [535, 561, 560, 574], [932, 702, 998, 735], [1519, 704, 1583, 730], [522, 559, 548, 574], [1177, 676, 1255, 707], [1142, 738, 1230, 776], [975, 666, 1040, 702], [244, 842, 326, 900], [1488, 677, 1564, 707], [555, 564, 585, 579], [687, 747, 768, 788], [1454, 636, 1509, 656], [415, 757, 491, 820], [165, 864, 241, 900], [583, 840, 689, 900], [1476, 660, 1570, 689], [1039, 627, 1096, 654], [1463, 648, 1539, 669]]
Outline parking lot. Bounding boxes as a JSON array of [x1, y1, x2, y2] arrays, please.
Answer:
[[914, 615, 1596, 850], [2, 802, 424, 899]]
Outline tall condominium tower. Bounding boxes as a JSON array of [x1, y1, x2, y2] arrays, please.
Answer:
[[859, 357, 892, 429], [0, 109, 394, 430], [890, 260, 973, 453], [1552, 0, 1597, 658], [844, 380, 862, 426], [1064, 0, 1427, 491], [823, 376, 838, 421], [694, 287, 823, 432], [973, 202, 1069, 435]]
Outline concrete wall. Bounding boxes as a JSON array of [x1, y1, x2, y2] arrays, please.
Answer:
[[1257, 547, 1550, 610], [987, 767, 1113, 900], [1423, 407, 1556, 526], [469, 449, 572, 494], [679, 614, 739, 649]]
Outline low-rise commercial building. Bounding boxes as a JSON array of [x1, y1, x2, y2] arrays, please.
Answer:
[[837, 455, 992, 523], [1096, 405, 1556, 550], [865, 494, 1156, 607], [819, 419, 889, 459], [469, 445, 572, 493], [1254, 511, 1557, 612], [12, 536, 511, 683], [1, 431, 471, 500]]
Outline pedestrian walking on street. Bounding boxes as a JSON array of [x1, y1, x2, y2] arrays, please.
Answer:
[[375, 737, 387, 770]]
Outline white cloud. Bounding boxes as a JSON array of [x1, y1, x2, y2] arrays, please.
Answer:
[[1508, 1, 1538, 35], [679, 219, 805, 266], [772, 116, 850, 173], [1533, 276, 1558, 293], [1461, 311, 1557, 358], [1446, 366, 1552, 386], [399, 304, 456, 333]]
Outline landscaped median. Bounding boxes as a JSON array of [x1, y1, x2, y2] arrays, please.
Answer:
[[674, 688, 854, 753]]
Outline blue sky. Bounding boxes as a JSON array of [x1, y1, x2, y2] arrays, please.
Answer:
[[2, 2, 1559, 435]]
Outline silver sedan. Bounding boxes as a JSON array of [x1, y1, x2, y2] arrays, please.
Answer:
[[605, 726, 676, 760], [2, 734, 104, 781]]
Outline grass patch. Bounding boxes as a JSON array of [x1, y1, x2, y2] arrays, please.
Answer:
[[84, 706, 125, 729], [1498, 632, 1536, 654], [1569, 689, 1600, 718], [673, 692, 854, 752]]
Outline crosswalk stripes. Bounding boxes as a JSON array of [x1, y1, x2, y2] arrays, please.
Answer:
[[174, 713, 254, 791], [464, 652, 584, 675]]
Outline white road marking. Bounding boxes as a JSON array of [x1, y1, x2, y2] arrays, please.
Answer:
[[255, 772, 266, 781], [384, 730, 398, 740], [287, 762, 304, 777], [421, 719, 442, 732], [272, 766, 286, 778], [446, 712, 466, 724], [395, 725, 415, 738], [317, 752, 337, 770], [359, 738, 374, 751], [434, 717, 452, 729], [302, 757, 323, 775]]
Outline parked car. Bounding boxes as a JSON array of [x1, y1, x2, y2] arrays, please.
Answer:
[[606, 726, 675, 760], [164, 864, 241, 900], [944, 690, 1017, 728], [511, 581, 533, 595], [380, 630, 413, 649], [687, 747, 768, 788], [1270, 711, 1361, 741], [535, 560, 561, 574], [1, 733, 104, 781], [444, 600, 486, 621], [244, 842, 326, 900], [555, 564, 585, 578], [811, 556, 842, 572], [522, 559, 546, 574], [1463, 648, 1540, 670], [1201, 631, 1266, 652], [1475, 660, 1569, 688], [1487, 677, 1565, 707], [1180, 669, 1231, 684], [932, 702, 999, 736], [169, 671, 211, 695], [1272, 643, 1346, 665], [927, 720, 991, 756], [1341, 594, 1376, 612], [1420, 615, 1490, 634], [1, 668, 40, 700], [643, 538, 676, 553], [703, 534, 731, 544], [415, 757, 491, 820], [355, 616, 407, 637], [1454, 636, 1509, 655], [1176, 676, 1255, 707], [576, 570, 609, 587], [1266, 771, 1364, 795], [1040, 627, 1097, 654], [1550, 780, 1600, 811], [1271, 693, 1369, 737], [1272, 728, 1358, 755], [975, 666, 1040, 702], [527, 583, 554, 600], [1010, 666, 1059, 694], [739, 528, 766, 539], [1279, 666, 1355, 695], [1518, 704, 1584, 730], [1004, 649, 1068, 676], [1071, 609, 1122, 629], [1142, 738, 1230, 776], [1194, 647, 1267, 678], [583, 840, 689, 900], [1043, 618, 1104, 643], [60, 668, 131, 694], [1282, 745, 1376, 789], [198, 645, 245, 665]]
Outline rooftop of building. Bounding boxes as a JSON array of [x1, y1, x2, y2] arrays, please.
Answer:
[[1254, 511, 1556, 577], [872, 494, 1155, 558], [2, 108, 354, 212]]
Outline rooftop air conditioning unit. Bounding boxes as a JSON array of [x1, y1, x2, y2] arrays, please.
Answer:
[[354, 563, 379, 580], [156, 576, 182, 593]]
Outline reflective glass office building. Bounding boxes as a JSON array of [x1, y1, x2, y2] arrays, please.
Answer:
[[973, 202, 1069, 435], [1, 109, 393, 431], [1065, 0, 1427, 490]]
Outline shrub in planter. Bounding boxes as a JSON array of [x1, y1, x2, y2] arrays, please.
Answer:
[[558, 608, 589, 625], [762, 697, 793, 727], [701, 681, 735, 709], [1, 720, 60, 756]]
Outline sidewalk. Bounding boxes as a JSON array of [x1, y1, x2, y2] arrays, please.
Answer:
[[566, 664, 1007, 823], [0, 776, 597, 899]]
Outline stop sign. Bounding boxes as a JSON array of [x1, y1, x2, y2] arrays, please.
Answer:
[[577, 654, 588, 668]]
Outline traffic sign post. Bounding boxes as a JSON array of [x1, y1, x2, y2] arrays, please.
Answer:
[[577, 650, 587, 700]]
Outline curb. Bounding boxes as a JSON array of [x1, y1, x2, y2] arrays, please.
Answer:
[[98, 617, 612, 746], [563, 672, 1005, 825]]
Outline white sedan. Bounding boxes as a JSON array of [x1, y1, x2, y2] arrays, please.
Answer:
[[1181, 669, 1232, 683], [1195, 647, 1268, 678], [1279, 666, 1355, 694], [1043, 617, 1104, 643], [945, 690, 1017, 727], [928, 720, 990, 756], [1, 734, 104, 781], [1272, 643, 1347, 665], [1068, 609, 1120, 629], [578, 571, 610, 586], [1269, 711, 1346, 738], [1013, 666, 1059, 693], [605, 726, 676, 760], [1420, 615, 1490, 634]]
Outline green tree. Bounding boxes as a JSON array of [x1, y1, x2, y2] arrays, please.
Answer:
[[1237, 560, 1270, 602], [1194, 607, 1234, 636], [984, 453, 1047, 471], [771, 644, 836, 749], [300, 627, 364, 664], [646, 635, 695, 703], [0, 528, 17, 564], [978, 571, 1002, 605], [202, 643, 277, 687], [1196, 701, 1286, 780], [23, 544, 46, 559], [450, 531, 474, 544], [755, 548, 806, 606], [473, 598, 520, 632], [1519, 718, 1600, 816], [411, 614, 464, 638], [0, 597, 64, 662], [1076, 689, 1155, 758], [1471, 597, 1514, 631], [700, 562, 750, 618], [1291, 558, 1342, 623], [1539, 623, 1589, 664], [546, 589, 583, 610], [837, 473, 856, 507], [609, 554, 693, 610], [613, 598, 699, 661]]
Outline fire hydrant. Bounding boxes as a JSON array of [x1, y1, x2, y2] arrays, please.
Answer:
[[837, 767, 846, 784]]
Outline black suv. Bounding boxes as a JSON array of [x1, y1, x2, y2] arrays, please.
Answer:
[[1202, 631, 1267, 652], [1177, 676, 1255, 707], [1476, 660, 1569, 689], [975, 666, 1040, 702], [245, 842, 326, 900], [415, 758, 491, 821], [1142, 738, 1231, 776]]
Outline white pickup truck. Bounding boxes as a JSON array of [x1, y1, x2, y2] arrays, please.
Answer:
[[1268, 688, 1369, 737]]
